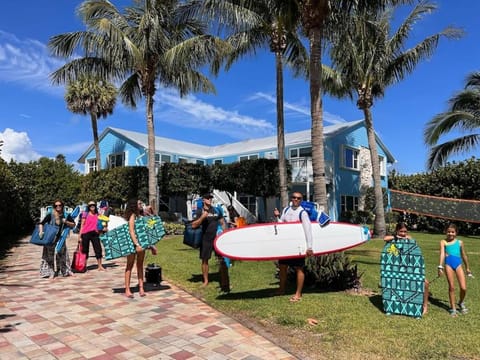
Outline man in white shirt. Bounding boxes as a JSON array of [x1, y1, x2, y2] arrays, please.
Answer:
[[273, 192, 313, 302]]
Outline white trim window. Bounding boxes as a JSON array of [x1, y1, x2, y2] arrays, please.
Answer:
[[213, 159, 223, 165], [341, 195, 359, 212], [239, 195, 257, 215], [155, 153, 172, 166], [239, 154, 259, 161], [343, 146, 359, 170], [289, 146, 312, 158], [87, 159, 97, 173], [108, 152, 125, 168], [379, 155, 386, 176], [178, 157, 188, 164]]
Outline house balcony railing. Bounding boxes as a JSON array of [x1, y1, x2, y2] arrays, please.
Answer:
[[289, 158, 333, 183]]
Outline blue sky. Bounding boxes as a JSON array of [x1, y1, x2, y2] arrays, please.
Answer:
[[0, 0, 479, 174]]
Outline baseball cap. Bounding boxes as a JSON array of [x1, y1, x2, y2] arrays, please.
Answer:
[[202, 193, 214, 199], [88, 201, 96, 206]]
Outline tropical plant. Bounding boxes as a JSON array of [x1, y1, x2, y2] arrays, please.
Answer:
[[49, 0, 227, 210], [296, 0, 415, 212], [65, 75, 117, 170], [199, 0, 307, 208], [327, 1, 460, 236], [425, 71, 480, 170]]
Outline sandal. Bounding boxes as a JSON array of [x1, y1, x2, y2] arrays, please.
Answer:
[[449, 309, 458, 317], [289, 296, 301, 303]]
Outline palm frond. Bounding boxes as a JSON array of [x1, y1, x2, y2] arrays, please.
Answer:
[[389, 1, 437, 52], [427, 134, 480, 170], [465, 71, 480, 88], [118, 73, 142, 108], [424, 111, 477, 145]]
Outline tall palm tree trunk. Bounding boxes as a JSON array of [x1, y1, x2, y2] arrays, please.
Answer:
[[146, 93, 157, 211], [309, 27, 328, 211], [91, 113, 101, 171], [275, 52, 288, 207], [363, 107, 386, 237]]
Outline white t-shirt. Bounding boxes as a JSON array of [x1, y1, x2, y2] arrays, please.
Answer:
[[279, 206, 313, 250]]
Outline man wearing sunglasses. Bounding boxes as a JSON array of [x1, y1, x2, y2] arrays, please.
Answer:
[[273, 192, 313, 302]]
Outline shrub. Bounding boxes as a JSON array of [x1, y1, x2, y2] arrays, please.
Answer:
[[298, 253, 362, 291], [163, 222, 184, 235]]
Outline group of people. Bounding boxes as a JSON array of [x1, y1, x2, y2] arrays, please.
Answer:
[[37, 198, 155, 298], [385, 222, 472, 317], [39, 193, 473, 315], [190, 191, 314, 300]]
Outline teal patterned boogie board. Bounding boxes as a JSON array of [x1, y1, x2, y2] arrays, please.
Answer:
[[100, 215, 165, 260], [380, 238, 425, 318]]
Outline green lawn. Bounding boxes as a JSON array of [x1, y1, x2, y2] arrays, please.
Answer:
[[147, 232, 480, 360]]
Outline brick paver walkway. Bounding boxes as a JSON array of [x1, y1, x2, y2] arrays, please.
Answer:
[[0, 235, 296, 359]]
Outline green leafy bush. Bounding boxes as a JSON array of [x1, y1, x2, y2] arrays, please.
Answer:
[[163, 222, 184, 235], [300, 253, 362, 291]]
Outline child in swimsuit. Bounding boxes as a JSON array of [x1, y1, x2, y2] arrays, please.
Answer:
[[384, 222, 430, 315], [438, 223, 472, 317]]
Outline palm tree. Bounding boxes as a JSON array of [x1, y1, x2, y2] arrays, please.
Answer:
[[297, 0, 415, 212], [328, 2, 460, 236], [49, 0, 227, 209], [200, 0, 307, 208], [65, 75, 117, 171], [425, 72, 480, 170]]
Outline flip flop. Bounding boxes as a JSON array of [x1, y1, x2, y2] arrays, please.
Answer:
[[289, 296, 301, 303], [124, 294, 134, 299]]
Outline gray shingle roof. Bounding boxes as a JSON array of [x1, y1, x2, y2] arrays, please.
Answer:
[[78, 119, 395, 163], [108, 119, 365, 158]]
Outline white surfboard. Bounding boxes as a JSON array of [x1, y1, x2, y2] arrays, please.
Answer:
[[107, 215, 127, 230], [214, 221, 370, 260]]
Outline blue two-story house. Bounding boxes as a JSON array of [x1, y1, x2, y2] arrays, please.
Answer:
[[78, 119, 395, 222]]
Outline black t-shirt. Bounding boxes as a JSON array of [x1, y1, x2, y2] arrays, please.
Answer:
[[193, 206, 223, 242]]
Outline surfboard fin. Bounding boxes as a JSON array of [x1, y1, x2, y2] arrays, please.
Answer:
[[318, 212, 330, 227]]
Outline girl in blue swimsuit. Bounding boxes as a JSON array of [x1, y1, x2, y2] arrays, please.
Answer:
[[438, 224, 472, 317]]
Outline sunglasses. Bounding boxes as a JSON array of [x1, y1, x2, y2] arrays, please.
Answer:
[[89, 204, 96, 207], [291, 196, 302, 200], [55, 204, 63, 207]]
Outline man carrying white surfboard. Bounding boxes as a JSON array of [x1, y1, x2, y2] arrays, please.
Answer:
[[273, 192, 314, 302]]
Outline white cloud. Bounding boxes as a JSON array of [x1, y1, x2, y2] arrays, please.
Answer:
[[0, 128, 41, 162], [155, 88, 275, 139], [0, 30, 64, 96], [249, 91, 347, 124]]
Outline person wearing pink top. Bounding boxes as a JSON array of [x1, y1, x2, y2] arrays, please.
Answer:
[[78, 201, 106, 271]]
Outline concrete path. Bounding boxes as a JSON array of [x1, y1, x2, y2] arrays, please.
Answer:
[[0, 235, 296, 359]]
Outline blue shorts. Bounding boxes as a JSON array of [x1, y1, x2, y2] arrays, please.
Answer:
[[445, 255, 462, 270]]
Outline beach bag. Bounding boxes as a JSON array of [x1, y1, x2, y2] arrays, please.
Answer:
[[183, 221, 203, 249], [71, 243, 87, 273], [30, 223, 59, 246]]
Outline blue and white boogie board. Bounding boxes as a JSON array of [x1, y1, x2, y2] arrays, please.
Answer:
[[100, 215, 165, 260], [380, 238, 425, 318]]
